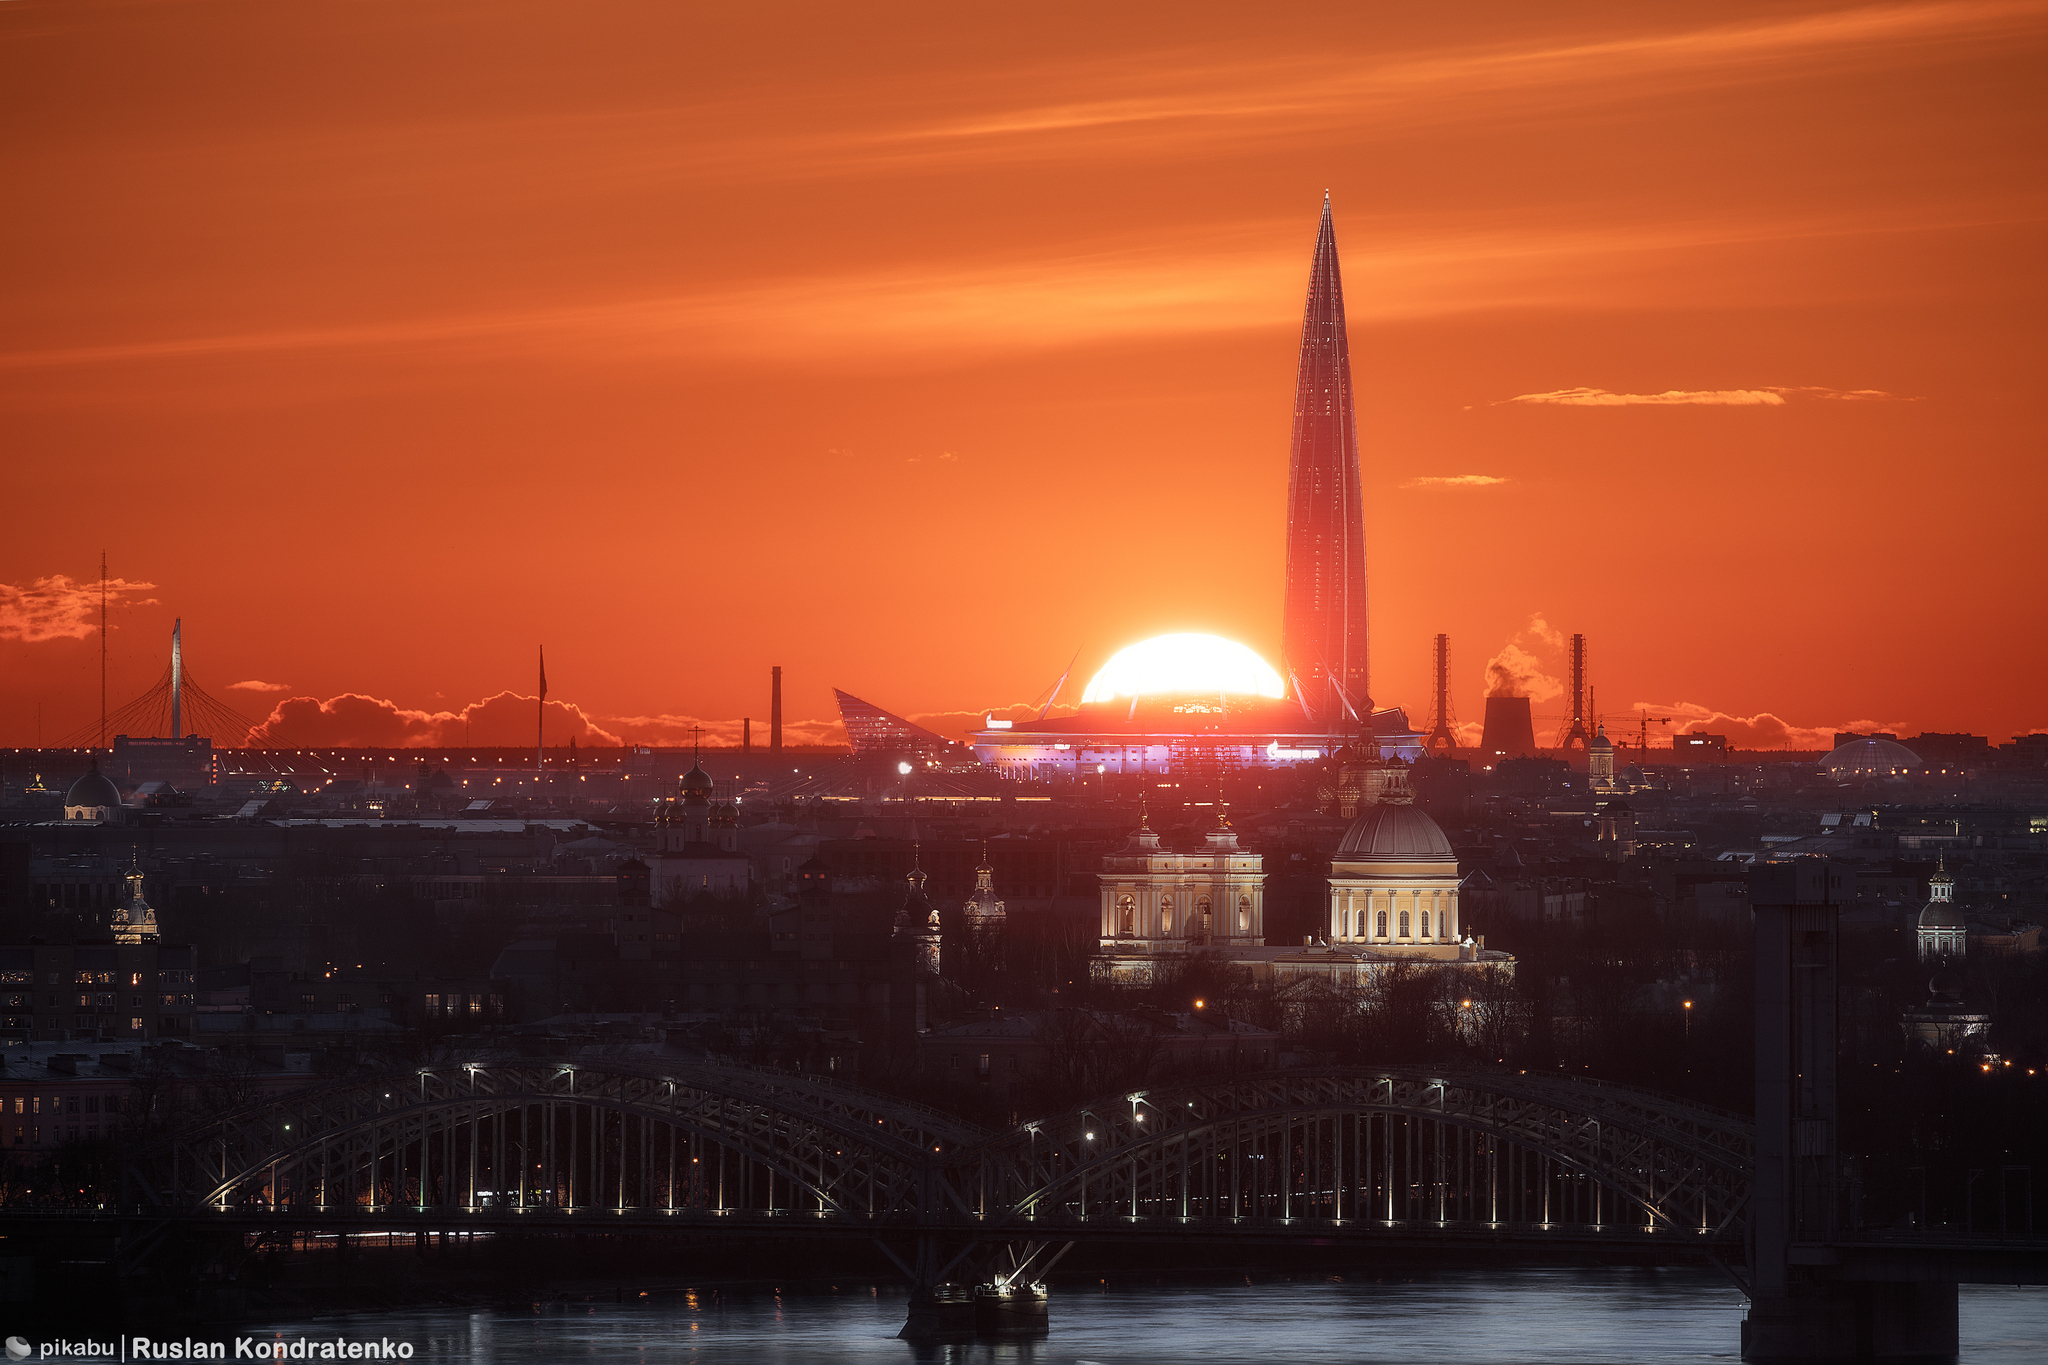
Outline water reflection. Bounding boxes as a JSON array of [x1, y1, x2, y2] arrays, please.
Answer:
[[248, 1268, 2047, 1364]]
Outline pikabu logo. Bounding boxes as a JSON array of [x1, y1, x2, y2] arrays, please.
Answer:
[[6, 1339, 29, 1361]]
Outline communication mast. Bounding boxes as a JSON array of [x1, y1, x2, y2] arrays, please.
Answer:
[[1425, 634, 1459, 755], [99, 551, 108, 752], [1561, 633, 1591, 753]]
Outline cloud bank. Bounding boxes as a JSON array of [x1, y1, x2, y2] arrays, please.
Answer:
[[0, 574, 158, 643], [228, 679, 292, 693], [1630, 701, 1911, 751], [248, 691, 626, 748]]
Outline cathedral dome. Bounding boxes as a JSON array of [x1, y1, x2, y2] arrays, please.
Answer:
[[65, 763, 122, 811], [1821, 737, 1920, 777], [1336, 801, 1455, 861], [1918, 901, 1965, 930], [679, 762, 714, 796], [1589, 728, 1613, 752]]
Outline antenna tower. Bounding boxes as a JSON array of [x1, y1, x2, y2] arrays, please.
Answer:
[[1561, 633, 1591, 752], [99, 552, 108, 751], [1425, 633, 1458, 755]]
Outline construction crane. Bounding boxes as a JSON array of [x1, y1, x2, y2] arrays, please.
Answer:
[[1631, 713, 1673, 763]]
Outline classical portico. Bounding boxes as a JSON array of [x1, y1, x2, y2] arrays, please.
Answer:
[[1325, 795, 1468, 961]]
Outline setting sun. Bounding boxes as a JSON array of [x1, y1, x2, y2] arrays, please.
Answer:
[[1080, 633, 1287, 704]]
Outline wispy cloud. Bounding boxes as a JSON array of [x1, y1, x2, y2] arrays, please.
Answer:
[[846, 1, 2048, 172], [227, 679, 292, 692], [0, 574, 157, 643], [2, 209, 1978, 379], [1501, 385, 1915, 407], [1403, 474, 1509, 489]]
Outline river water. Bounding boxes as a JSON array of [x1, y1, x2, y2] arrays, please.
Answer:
[[240, 1270, 2048, 1364]]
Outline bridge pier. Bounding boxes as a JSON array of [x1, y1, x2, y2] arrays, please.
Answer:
[[890, 1236, 1069, 1340], [1744, 864, 1961, 1364], [1742, 1284, 1957, 1365]]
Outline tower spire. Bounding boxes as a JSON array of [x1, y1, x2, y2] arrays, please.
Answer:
[[1282, 195, 1369, 730], [170, 619, 183, 740]]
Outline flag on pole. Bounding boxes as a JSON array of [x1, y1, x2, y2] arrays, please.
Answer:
[[539, 647, 548, 702]]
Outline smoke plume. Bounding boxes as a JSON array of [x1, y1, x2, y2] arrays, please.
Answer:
[[1484, 615, 1565, 701]]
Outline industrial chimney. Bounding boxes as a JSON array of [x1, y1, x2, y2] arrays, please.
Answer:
[[1480, 696, 1537, 763], [770, 667, 783, 754]]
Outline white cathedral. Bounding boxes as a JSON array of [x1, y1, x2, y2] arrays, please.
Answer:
[[1095, 773, 1510, 985]]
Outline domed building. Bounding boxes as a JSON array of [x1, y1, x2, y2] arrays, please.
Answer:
[[1323, 795, 1471, 959], [646, 755, 749, 903], [1821, 737, 1921, 780], [1094, 791, 1510, 985], [1588, 724, 1617, 792], [112, 861, 159, 944], [1916, 862, 1966, 962], [64, 760, 124, 823], [1900, 970, 1991, 1050]]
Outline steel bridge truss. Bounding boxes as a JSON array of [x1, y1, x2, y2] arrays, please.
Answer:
[[126, 1058, 983, 1223], [127, 1061, 1753, 1247], [954, 1070, 1753, 1243]]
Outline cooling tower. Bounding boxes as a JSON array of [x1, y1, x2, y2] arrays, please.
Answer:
[[1480, 696, 1537, 760]]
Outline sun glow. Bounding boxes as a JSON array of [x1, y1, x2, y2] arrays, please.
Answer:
[[1080, 633, 1286, 704]]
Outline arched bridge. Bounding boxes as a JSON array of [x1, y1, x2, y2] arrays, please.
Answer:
[[121, 1056, 1754, 1251]]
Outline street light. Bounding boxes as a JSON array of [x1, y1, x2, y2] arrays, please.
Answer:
[[1683, 1000, 1693, 1038]]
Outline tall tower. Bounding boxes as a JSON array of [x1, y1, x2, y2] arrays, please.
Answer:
[[1282, 194, 1369, 729], [770, 666, 783, 754], [169, 619, 184, 740], [1425, 634, 1458, 755], [1561, 633, 1591, 753]]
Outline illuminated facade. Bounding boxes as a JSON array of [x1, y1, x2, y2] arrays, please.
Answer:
[[1092, 796, 1509, 987], [972, 693, 1424, 778], [63, 761, 123, 823], [1916, 864, 1966, 962], [834, 689, 964, 761], [112, 862, 159, 945], [1097, 804, 1266, 979], [1323, 797, 1466, 957], [1589, 724, 1616, 792], [1282, 195, 1370, 727]]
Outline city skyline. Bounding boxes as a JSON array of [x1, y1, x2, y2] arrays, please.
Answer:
[[4, 0, 2045, 749]]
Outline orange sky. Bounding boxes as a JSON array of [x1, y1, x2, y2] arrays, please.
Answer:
[[4, 0, 2045, 751]]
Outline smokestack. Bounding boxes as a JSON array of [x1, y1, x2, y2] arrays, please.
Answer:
[[743, 717, 751, 755], [1480, 696, 1537, 763], [771, 667, 783, 754]]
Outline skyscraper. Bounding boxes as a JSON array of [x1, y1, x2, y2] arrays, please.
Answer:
[[1281, 194, 1370, 729]]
